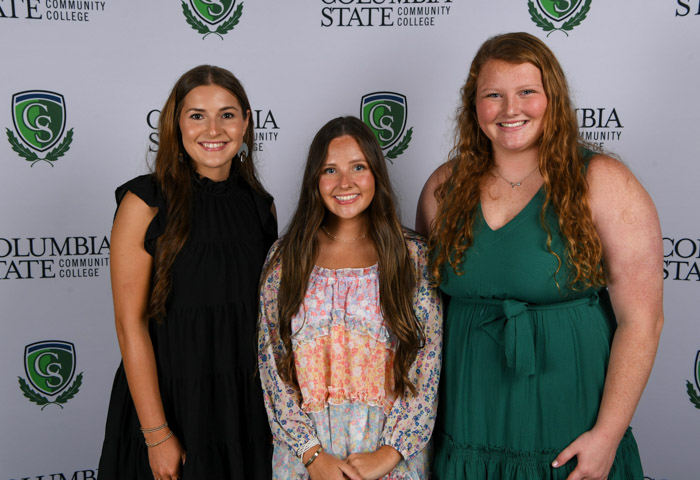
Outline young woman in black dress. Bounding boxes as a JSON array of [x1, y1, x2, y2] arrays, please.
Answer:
[[98, 65, 276, 480]]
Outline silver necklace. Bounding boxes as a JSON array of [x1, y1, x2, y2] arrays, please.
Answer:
[[494, 165, 539, 188], [321, 225, 367, 243]]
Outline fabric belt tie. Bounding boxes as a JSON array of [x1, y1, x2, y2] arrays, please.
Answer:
[[460, 294, 601, 377]]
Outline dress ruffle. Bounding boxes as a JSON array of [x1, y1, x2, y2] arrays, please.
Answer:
[[433, 428, 643, 480]]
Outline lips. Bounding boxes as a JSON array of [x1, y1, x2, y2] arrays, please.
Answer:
[[498, 120, 527, 128], [199, 141, 227, 150], [334, 194, 359, 202]]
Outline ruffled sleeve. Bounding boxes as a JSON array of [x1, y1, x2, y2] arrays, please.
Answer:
[[257, 240, 320, 457], [114, 174, 167, 257], [381, 230, 443, 460]]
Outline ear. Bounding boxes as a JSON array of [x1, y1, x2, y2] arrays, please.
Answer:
[[244, 109, 251, 133]]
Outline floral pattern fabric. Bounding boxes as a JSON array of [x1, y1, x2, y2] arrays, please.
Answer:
[[258, 231, 442, 479]]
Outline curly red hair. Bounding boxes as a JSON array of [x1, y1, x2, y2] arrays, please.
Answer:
[[430, 32, 605, 290]]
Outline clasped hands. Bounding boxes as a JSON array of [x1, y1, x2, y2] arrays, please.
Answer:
[[306, 445, 401, 480]]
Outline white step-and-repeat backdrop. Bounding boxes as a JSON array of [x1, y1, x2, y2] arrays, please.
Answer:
[[1, 1, 698, 479]]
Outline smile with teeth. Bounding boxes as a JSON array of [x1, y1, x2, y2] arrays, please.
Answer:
[[334, 194, 359, 202], [498, 120, 527, 128], [200, 141, 227, 149]]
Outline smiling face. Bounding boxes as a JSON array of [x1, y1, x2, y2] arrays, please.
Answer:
[[475, 60, 548, 158], [318, 135, 376, 226], [178, 84, 249, 181]]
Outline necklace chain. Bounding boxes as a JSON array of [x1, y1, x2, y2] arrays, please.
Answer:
[[321, 225, 367, 243], [494, 165, 539, 188]]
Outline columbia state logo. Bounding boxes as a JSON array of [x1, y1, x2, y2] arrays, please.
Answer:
[[528, 0, 591, 36], [6, 90, 74, 167], [18, 340, 83, 409], [182, 0, 243, 39], [361, 92, 413, 163], [686, 350, 700, 410]]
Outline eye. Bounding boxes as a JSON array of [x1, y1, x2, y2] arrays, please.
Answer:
[[222, 112, 235, 119], [353, 164, 367, 172], [485, 92, 501, 98], [521, 89, 535, 95], [322, 167, 336, 174], [189, 113, 204, 120]]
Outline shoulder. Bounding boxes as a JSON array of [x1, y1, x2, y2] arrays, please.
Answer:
[[115, 173, 161, 209], [416, 161, 454, 236], [585, 154, 649, 213], [584, 154, 659, 238], [261, 238, 284, 283], [421, 162, 453, 196], [585, 153, 630, 184], [402, 228, 429, 267]]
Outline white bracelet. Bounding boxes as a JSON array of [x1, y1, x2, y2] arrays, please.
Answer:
[[297, 439, 320, 459]]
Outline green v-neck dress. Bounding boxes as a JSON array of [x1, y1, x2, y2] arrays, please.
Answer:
[[432, 180, 644, 478]]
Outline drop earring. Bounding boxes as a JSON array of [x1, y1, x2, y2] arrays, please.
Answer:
[[237, 143, 249, 162]]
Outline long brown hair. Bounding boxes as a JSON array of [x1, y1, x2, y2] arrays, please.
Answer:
[[263, 116, 425, 395], [149, 65, 266, 321], [430, 32, 604, 289]]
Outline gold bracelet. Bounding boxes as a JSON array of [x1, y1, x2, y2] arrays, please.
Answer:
[[145, 430, 173, 447], [140, 422, 168, 433], [304, 446, 322, 468]]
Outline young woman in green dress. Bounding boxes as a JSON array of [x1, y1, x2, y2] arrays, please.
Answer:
[[416, 32, 663, 480]]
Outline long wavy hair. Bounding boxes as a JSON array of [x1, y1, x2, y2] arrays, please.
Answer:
[[149, 65, 266, 321], [263, 116, 425, 395], [430, 32, 605, 289]]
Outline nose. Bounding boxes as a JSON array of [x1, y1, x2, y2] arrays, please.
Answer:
[[208, 118, 220, 136], [505, 95, 520, 116], [338, 170, 351, 188]]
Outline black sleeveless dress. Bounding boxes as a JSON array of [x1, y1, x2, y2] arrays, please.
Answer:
[[98, 168, 276, 479]]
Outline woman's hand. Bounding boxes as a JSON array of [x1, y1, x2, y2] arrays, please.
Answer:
[[146, 431, 186, 480], [345, 445, 402, 480], [305, 449, 361, 480], [552, 427, 618, 480]]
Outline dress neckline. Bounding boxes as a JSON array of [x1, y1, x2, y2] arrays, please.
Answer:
[[312, 263, 379, 276], [479, 186, 544, 233], [192, 163, 240, 195]]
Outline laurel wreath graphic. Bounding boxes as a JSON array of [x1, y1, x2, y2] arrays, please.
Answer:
[[182, 1, 243, 39], [18, 372, 83, 410], [528, 0, 591, 37], [687, 381, 700, 409], [385, 127, 413, 163], [6, 128, 74, 167]]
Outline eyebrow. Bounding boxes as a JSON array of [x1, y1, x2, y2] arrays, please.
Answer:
[[323, 158, 367, 167], [184, 105, 241, 113]]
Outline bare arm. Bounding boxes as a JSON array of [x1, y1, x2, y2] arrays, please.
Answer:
[[554, 155, 664, 480], [415, 163, 451, 237], [111, 192, 185, 479]]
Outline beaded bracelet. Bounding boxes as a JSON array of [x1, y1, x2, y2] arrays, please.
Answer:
[[145, 430, 173, 448], [304, 446, 323, 469], [140, 422, 168, 434]]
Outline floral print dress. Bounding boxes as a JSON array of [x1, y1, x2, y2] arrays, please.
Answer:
[[258, 231, 442, 479]]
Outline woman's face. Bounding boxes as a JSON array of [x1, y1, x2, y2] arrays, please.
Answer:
[[318, 135, 376, 224], [179, 84, 249, 181], [475, 60, 548, 158]]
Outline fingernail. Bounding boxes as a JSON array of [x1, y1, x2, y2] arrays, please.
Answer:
[[551, 460, 559, 467]]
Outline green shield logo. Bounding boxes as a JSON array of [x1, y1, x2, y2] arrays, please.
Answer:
[[536, 0, 583, 21], [189, 0, 235, 25], [12, 91, 66, 152], [361, 92, 407, 150], [24, 341, 76, 396]]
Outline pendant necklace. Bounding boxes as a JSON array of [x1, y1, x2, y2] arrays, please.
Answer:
[[494, 165, 539, 188]]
